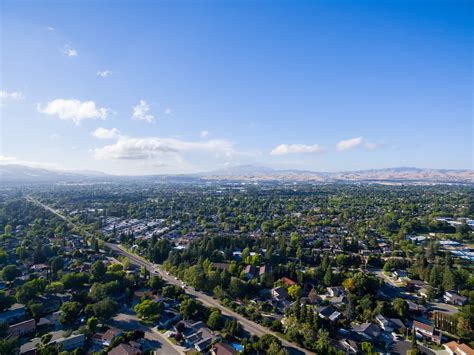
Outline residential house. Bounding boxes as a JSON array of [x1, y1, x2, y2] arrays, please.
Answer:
[[351, 322, 381, 340], [211, 343, 238, 355], [406, 300, 427, 315], [8, 319, 36, 338], [329, 296, 347, 309], [375, 314, 393, 332], [412, 320, 442, 344], [418, 287, 430, 299], [280, 277, 297, 286], [95, 327, 124, 347], [317, 306, 342, 322], [0, 303, 26, 324], [242, 265, 257, 280], [375, 314, 404, 333], [177, 321, 221, 352], [35, 295, 61, 315], [443, 341, 474, 355], [391, 270, 409, 282], [20, 331, 85, 354], [407, 235, 428, 244], [108, 342, 143, 355], [271, 286, 288, 303], [37, 311, 61, 331], [444, 291, 468, 306], [339, 339, 359, 354], [258, 265, 272, 277], [158, 308, 181, 328], [326, 286, 345, 297]]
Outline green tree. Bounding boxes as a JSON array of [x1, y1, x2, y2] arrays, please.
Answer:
[[287, 285, 302, 300], [0, 291, 14, 312], [86, 298, 118, 321], [323, 267, 333, 286], [134, 299, 163, 321], [1, 265, 20, 283], [392, 298, 408, 318], [179, 298, 199, 320], [316, 329, 330, 352], [148, 276, 163, 291], [207, 310, 223, 330], [46, 282, 64, 294], [87, 316, 98, 333], [0, 339, 18, 354], [60, 301, 81, 326], [91, 261, 106, 281]]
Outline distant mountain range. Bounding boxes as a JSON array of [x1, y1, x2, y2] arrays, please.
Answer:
[[0, 164, 473, 184]]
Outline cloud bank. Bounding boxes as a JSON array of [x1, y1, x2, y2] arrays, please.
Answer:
[[336, 137, 363, 151], [271, 143, 323, 155], [94, 136, 235, 160]]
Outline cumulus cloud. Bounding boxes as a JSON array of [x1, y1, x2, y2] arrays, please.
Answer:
[[132, 100, 154, 123], [92, 127, 121, 139], [37, 99, 109, 125], [164, 108, 172, 115], [336, 137, 363, 151], [94, 136, 235, 160], [61, 46, 78, 57], [97, 70, 112, 77], [200, 130, 209, 138], [0, 90, 25, 101], [270, 143, 323, 155]]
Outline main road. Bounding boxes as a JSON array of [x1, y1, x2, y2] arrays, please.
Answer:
[[106, 243, 310, 355], [26, 196, 311, 355]]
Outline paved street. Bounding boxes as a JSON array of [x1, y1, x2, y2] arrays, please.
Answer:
[[111, 311, 181, 355]]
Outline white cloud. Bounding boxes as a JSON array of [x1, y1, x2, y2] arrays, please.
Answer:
[[200, 130, 209, 138], [336, 137, 363, 151], [132, 100, 154, 123], [61, 46, 78, 57], [49, 133, 61, 140], [270, 143, 323, 155], [364, 142, 378, 150], [164, 108, 172, 115], [46, 26, 55, 31], [94, 136, 235, 160], [0, 90, 25, 101], [97, 70, 112, 77], [37, 99, 109, 125], [92, 127, 121, 139]]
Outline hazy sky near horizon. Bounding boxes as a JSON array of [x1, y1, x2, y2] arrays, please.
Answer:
[[1, 0, 472, 175]]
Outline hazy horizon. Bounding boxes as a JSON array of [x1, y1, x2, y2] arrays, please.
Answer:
[[1, 0, 473, 175]]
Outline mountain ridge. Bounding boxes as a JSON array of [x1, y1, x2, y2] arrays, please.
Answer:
[[0, 164, 473, 184]]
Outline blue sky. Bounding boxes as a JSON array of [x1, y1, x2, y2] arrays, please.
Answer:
[[1, 0, 472, 174]]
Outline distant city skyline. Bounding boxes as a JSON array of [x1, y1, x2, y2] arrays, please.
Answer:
[[1, 0, 472, 175]]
